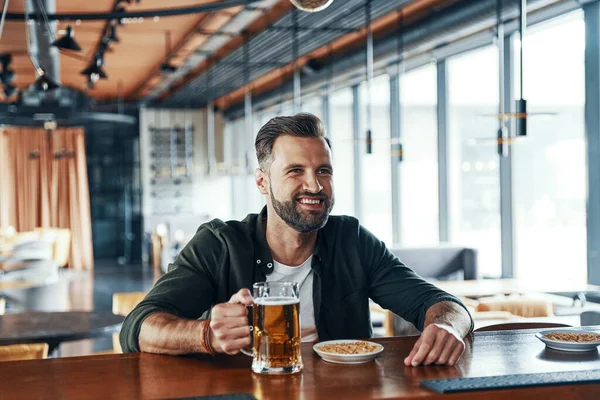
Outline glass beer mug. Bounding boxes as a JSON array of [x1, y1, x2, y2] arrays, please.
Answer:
[[242, 281, 303, 374]]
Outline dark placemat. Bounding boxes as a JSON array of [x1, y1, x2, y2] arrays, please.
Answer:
[[421, 369, 600, 393]]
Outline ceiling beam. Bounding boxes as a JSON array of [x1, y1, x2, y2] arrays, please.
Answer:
[[214, 0, 447, 110], [155, 0, 293, 103]]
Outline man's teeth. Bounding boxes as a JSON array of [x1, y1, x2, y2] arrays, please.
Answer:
[[299, 199, 321, 205]]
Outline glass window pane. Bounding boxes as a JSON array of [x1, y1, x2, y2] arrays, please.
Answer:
[[302, 96, 323, 119], [329, 87, 355, 216], [448, 45, 501, 278], [360, 75, 393, 245], [513, 11, 586, 285], [400, 64, 439, 246]]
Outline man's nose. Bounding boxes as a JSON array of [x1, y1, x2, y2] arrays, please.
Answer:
[[303, 173, 323, 194]]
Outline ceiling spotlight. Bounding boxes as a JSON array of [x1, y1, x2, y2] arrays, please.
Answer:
[[290, 0, 334, 12], [115, 6, 126, 24], [160, 63, 177, 74], [107, 25, 120, 43], [0, 68, 15, 85], [35, 74, 60, 92], [52, 25, 82, 52], [3, 84, 16, 97], [81, 57, 108, 80], [87, 73, 100, 89]]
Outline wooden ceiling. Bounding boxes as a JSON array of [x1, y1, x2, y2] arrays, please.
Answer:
[[0, 0, 444, 108], [0, 0, 261, 102]]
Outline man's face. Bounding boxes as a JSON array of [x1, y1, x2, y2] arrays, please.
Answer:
[[257, 135, 335, 233]]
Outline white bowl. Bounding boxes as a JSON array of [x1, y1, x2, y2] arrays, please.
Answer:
[[535, 329, 600, 352], [313, 340, 384, 364]]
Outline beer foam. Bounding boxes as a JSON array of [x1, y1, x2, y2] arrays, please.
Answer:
[[254, 296, 300, 306]]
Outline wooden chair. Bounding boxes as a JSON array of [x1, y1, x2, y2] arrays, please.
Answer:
[[0, 343, 49, 362], [474, 322, 571, 333], [111, 292, 147, 352], [476, 296, 553, 318]]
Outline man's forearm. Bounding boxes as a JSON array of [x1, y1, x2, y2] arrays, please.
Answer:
[[424, 301, 472, 338], [138, 312, 210, 355]]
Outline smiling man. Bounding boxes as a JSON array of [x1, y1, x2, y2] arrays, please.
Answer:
[[121, 113, 473, 366]]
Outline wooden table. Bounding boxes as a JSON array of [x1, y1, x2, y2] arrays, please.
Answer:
[[0, 327, 599, 399], [0, 311, 124, 353]]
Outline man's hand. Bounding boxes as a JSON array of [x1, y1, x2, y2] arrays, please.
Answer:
[[209, 288, 254, 355], [404, 323, 465, 367]]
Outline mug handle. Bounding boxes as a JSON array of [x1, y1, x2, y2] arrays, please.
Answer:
[[240, 305, 254, 357]]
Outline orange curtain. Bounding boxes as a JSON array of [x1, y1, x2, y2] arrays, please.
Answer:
[[0, 127, 94, 271]]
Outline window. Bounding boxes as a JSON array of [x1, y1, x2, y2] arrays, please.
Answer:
[[226, 117, 264, 219], [360, 75, 393, 245], [448, 46, 501, 278], [399, 64, 439, 246], [329, 87, 355, 217], [513, 11, 586, 285], [302, 95, 323, 119]]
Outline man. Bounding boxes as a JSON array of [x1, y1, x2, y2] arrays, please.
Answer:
[[121, 113, 473, 367]]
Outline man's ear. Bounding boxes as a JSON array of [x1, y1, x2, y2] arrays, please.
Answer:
[[255, 167, 269, 195]]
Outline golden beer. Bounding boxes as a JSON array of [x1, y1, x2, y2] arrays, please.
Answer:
[[252, 296, 303, 374]]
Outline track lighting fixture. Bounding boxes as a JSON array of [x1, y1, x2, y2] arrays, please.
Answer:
[[0, 68, 14, 85], [35, 74, 60, 92], [0, 54, 14, 85], [3, 84, 16, 97], [107, 25, 120, 43], [52, 25, 82, 52], [81, 57, 108, 80]]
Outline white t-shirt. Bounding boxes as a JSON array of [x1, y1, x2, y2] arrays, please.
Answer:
[[266, 255, 319, 342]]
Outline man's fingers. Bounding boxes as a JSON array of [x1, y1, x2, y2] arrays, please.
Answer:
[[410, 334, 435, 367], [435, 339, 457, 365], [210, 315, 250, 331], [423, 330, 449, 365], [229, 288, 254, 306], [212, 303, 248, 318], [404, 337, 421, 366], [447, 341, 465, 366], [212, 325, 252, 342], [220, 336, 253, 355]]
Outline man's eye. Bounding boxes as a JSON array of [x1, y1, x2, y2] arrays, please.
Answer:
[[289, 169, 302, 174], [318, 169, 332, 175]]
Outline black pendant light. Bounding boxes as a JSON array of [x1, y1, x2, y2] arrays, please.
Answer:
[[3, 84, 16, 97], [35, 74, 60, 92], [365, 0, 373, 154], [516, 0, 527, 136], [160, 31, 177, 74], [52, 25, 82, 52], [81, 57, 108, 80], [107, 25, 120, 43]]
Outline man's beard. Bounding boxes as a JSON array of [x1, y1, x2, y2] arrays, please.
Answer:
[[270, 188, 334, 233]]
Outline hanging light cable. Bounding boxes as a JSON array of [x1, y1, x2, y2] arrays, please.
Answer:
[[243, 31, 252, 174], [365, 0, 373, 154], [292, 8, 301, 113], [497, 0, 509, 157], [516, 0, 527, 136], [392, 8, 404, 163]]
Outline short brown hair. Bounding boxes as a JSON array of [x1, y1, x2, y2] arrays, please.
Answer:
[[255, 113, 331, 171]]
